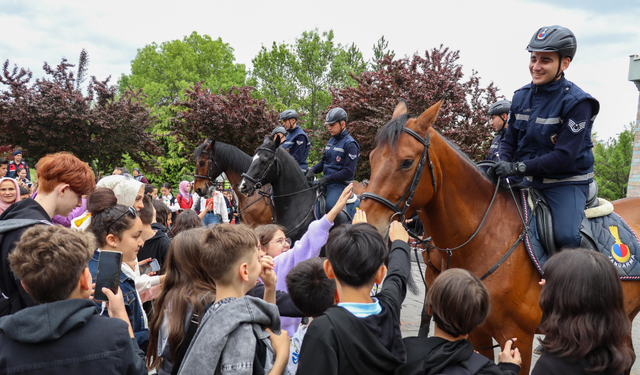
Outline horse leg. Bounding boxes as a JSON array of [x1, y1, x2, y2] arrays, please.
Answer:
[[418, 292, 431, 337], [487, 322, 536, 374]]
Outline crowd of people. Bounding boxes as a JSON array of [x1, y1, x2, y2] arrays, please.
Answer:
[[0, 24, 637, 375]]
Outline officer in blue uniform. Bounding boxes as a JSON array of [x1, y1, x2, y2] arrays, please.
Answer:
[[492, 25, 599, 250], [485, 100, 511, 161], [306, 108, 360, 217], [279, 109, 310, 172]]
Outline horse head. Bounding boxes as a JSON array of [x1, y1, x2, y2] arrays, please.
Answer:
[[361, 100, 443, 237], [193, 138, 224, 196], [239, 135, 282, 197]]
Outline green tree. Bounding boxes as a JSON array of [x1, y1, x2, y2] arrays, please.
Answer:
[[593, 123, 634, 200], [250, 29, 367, 129], [119, 31, 247, 185], [119, 31, 246, 105], [370, 35, 395, 70]]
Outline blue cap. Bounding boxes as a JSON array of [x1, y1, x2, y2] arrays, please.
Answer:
[[13, 150, 22, 156]]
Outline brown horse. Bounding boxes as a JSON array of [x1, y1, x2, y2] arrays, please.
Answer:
[[193, 139, 274, 227], [360, 101, 640, 374]]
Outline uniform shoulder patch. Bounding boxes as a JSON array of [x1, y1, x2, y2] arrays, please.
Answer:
[[349, 153, 357, 160], [568, 119, 586, 134], [296, 140, 303, 145]]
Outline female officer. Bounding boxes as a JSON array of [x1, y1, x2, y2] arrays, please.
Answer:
[[493, 25, 599, 250], [306, 108, 359, 218]]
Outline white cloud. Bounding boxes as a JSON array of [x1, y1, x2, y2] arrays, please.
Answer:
[[0, 0, 638, 140]]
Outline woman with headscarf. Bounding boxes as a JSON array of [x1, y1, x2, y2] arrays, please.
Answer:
[[0, 177, 20, 215], [71, 174, 144, 230], [176, 181, 193, 210]]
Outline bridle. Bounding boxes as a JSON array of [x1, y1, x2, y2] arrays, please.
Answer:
[[194, 141, 223, 190], [361, 127, 436, 222], [241, 146, 280, 190]]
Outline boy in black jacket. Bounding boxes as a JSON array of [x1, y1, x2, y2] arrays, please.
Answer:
[[297, 219, 411, 375], [0, 225, 146, 374]]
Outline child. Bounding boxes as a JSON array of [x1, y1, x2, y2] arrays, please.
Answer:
[[0, 225, 146, 374], [296, 220, 411, 375], [285, 257, 336, 375], [0, 152, 94, 316], [147, 228, 214, 374], [254, 183, 355, 335], [177, 224, 289, 375], [532, 249, 634, 374], [395, 268, 521, 375], [86, 188, 149, 352], [138, 195, 171, 269]]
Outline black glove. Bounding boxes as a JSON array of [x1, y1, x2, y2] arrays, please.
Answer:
[[314, 177, 328, 186], [305, 169, 315, 182], [492, 161, 526, 178]]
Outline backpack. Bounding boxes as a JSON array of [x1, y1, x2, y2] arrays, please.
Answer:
[[400, 337, 493, 375], [0, 219, 51, 316]]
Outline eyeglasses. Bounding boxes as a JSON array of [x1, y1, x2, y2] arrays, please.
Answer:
[[269, 237, 291, 247], [105, 206, 137, 234]]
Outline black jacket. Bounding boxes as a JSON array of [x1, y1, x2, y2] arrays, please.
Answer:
[[247, 282, 304, 318], [0, 298, 147, 374], [532, 352, 596, 375], [297, 240, 411, 375], [0, 199, 51, 315], [395, 337, 520, 375], [137, 222, 171, 268]]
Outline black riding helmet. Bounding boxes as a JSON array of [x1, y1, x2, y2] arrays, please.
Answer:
[[527, 26, 577, 81], [271, 126, 287, 136], [488, 100, 511, 116], [279, 109, 299, 121], [324, 107, 348, 125]]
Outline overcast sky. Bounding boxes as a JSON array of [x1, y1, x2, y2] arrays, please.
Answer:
[[1, 0, 639, 141]]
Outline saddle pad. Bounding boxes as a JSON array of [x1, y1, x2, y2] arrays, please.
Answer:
[[522, 191, 640, 280]]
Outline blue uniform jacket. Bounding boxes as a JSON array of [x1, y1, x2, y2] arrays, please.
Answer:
[[486, 128, 506, 161], [499, 75, 599, 188], [282, 125, 310, 171], [311, 130, 360, 185]]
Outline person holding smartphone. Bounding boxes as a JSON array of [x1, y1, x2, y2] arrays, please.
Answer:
[[86, 188, 149, 352], [0, 225, 147, 374]]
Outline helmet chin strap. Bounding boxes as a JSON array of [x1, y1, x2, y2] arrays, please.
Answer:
[[554, 53, 564, 80]]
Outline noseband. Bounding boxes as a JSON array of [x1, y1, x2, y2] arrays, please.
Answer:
[[361, 127, 436, 220], [241, 146, 280, 190], [194, 142, 223, 189]]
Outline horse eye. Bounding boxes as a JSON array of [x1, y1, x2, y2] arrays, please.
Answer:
[[199, 161, 206, 167], [401, 159, 414, 169]]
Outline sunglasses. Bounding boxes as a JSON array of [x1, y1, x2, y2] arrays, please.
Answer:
[[105, 206, 137, 234]]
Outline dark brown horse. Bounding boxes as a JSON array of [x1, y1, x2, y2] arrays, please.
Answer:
[[360, 101, 640, 374], [193, 139, 274, 228]]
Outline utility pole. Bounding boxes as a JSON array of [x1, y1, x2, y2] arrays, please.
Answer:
[[627, 54, 640, 197]]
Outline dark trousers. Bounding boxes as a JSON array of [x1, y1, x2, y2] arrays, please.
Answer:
[[542, 183, 589, 249]]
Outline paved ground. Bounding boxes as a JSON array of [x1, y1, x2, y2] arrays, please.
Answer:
[[399, 254, 640, 374]]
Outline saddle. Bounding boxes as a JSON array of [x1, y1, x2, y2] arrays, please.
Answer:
[[528, 180, 604, 256]]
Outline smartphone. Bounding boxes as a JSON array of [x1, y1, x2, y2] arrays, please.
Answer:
[[93, 250, 123, 302], [139, 258, 160, 275]]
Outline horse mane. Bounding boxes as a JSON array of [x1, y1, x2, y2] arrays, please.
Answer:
[[376, 114, 494, 184], [196, 140, 252, 173]]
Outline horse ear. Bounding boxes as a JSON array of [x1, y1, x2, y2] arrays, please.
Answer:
[[205, 139, 215, 152], [274, 134, 282, 148], [415, 100, 443, 132], [391, 99, 408, 119]]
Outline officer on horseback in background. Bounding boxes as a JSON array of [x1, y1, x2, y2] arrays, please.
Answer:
[[279, 109, 310, 172], [491, 25, 599, 250], [485, 100, 511, 161], [306, 107, 360, 218]]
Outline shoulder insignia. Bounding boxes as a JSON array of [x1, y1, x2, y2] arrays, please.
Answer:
[[349, 154, 357, 160], [568, 119, 586, 134]]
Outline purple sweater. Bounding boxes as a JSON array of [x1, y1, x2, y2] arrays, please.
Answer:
[[274, 216, 333, 335]]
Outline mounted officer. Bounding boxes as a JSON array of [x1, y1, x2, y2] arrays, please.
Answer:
[[485, 100, 511, 161], [279, 109, 310, 172], [306, 108, 360, 218], [491, 25, 600, 250]]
